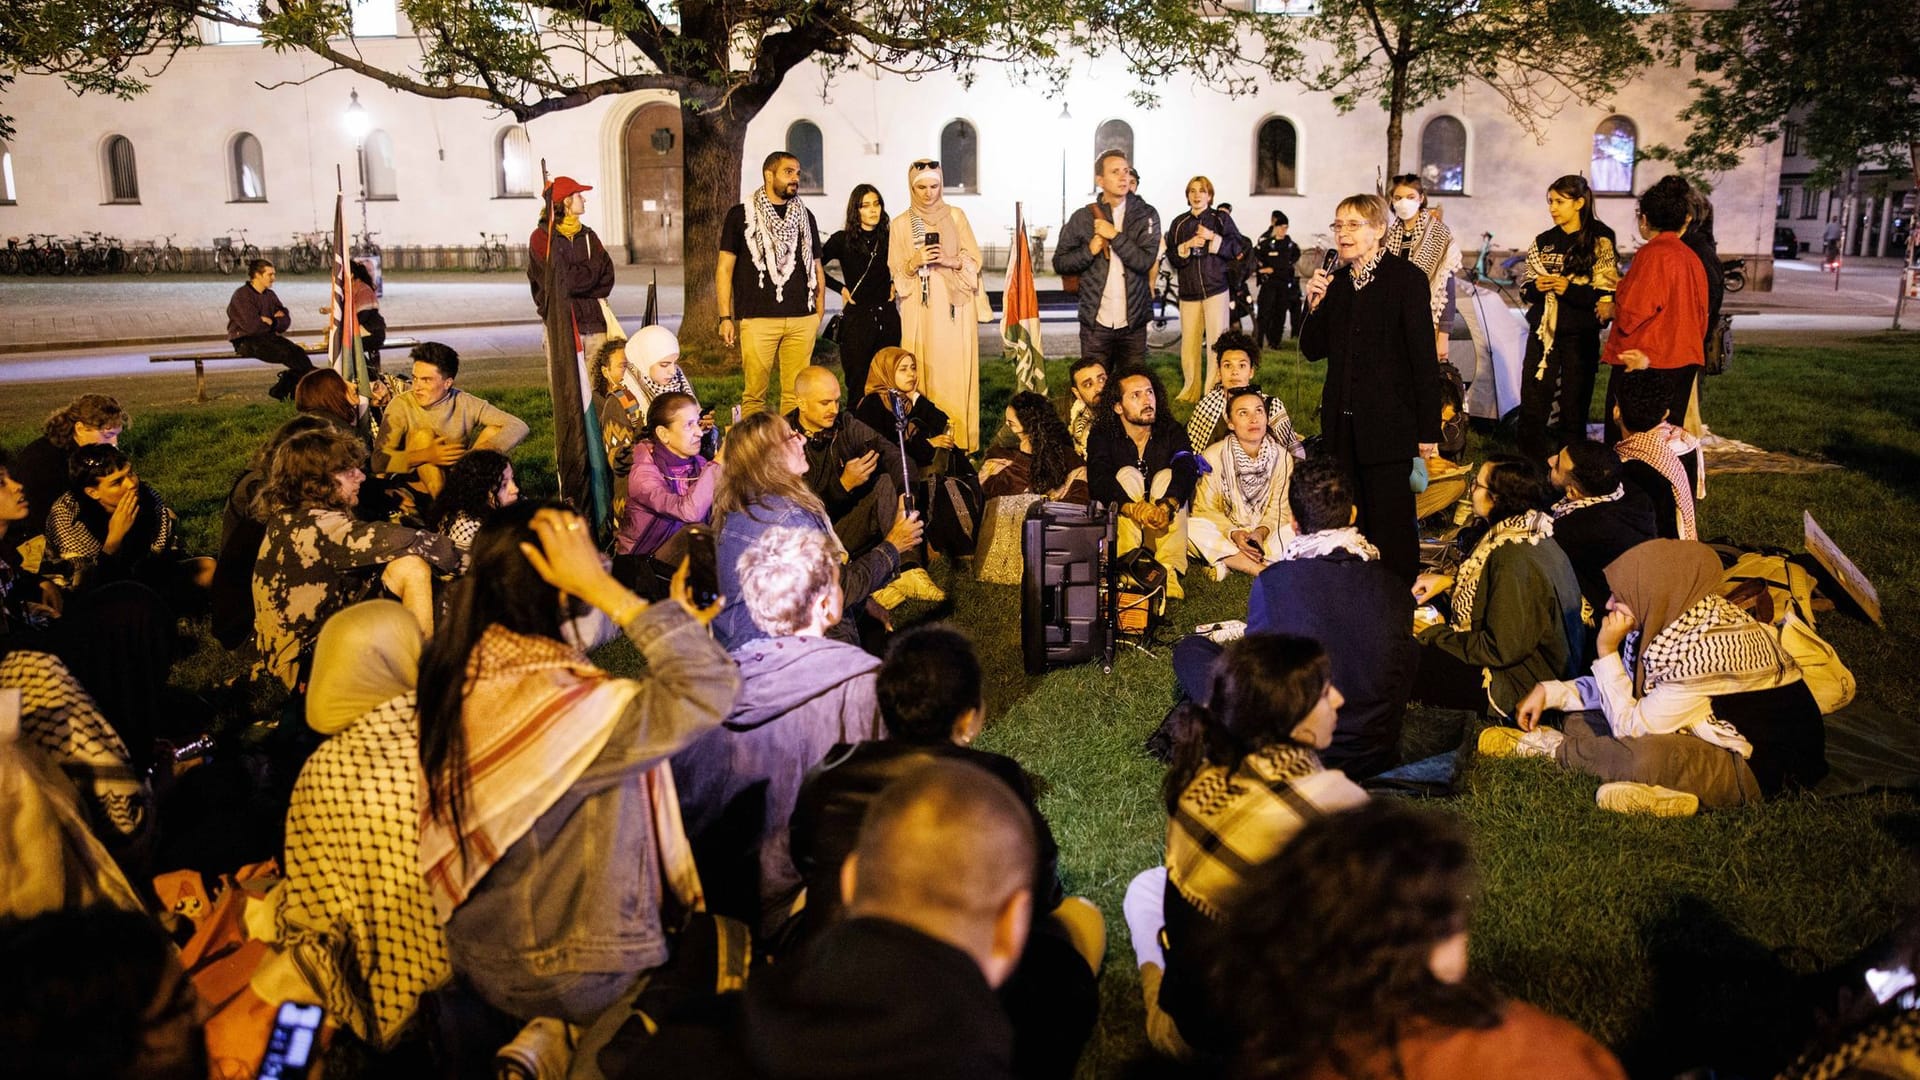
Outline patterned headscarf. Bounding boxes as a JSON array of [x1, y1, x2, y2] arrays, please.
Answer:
[[1604, 539, 1738, 694]]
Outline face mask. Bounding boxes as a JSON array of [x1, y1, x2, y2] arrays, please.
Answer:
[[1392, 197, 1420, 222]]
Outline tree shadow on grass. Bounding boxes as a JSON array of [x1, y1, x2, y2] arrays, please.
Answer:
[[1820, 433, 1920, 502], [1615, 893, 1811, 1080]]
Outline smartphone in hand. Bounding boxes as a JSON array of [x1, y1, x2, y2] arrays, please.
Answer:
[[683, 525, 721, 609]]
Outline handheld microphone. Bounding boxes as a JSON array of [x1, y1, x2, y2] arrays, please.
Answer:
[[1321, 247, 1340, 273]]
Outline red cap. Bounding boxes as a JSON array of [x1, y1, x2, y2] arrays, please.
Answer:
[[548, 176, 593, 205]]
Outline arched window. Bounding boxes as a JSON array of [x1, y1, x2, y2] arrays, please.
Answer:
[[939, 119, 978, 194], [363, 129, 398, 199], [495, 126, 534, 197], [1, 140, 15, 205], [787, 120, 825, 195], [1591, 115, 1636, 194], [1253, 117, 1298, 194], [230, 133, 266, 201], [103, 135, 139, 203], [1095, 119, 1134, 168], [1418, 116, 1466, 194]]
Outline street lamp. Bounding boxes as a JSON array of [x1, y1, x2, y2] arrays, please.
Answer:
[[343, 90, 372, 250], [1057, 101, 1072, 231]]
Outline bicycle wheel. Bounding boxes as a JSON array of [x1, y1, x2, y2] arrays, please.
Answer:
[[45, 249, 67, 276], [132, 249, 155, 275], [1724, 272, 1745, 294], [162, 247, 182, 273], [214, 248, 236, 276]]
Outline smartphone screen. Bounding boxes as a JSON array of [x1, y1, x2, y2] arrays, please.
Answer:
[[684, 525, 720, 609], [258, 1001, 325, 1079]]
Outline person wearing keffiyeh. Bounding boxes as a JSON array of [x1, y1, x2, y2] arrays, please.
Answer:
[[1190, 387, 1294, 579], [1506, 540, 1827, 814], [1611, 370, 1698, 541], [717, 152, 826, 418]]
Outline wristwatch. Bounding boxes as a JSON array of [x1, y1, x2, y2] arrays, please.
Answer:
[[717, 315, 734, 330]]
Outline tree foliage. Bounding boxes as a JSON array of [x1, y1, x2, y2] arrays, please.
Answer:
[[1645, 0, 1920, 189], [1296, 0, 1655, 178]]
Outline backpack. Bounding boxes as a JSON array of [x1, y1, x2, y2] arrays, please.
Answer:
[[1717, 551, 1856, 714], [1436, 360, 1469, 459]]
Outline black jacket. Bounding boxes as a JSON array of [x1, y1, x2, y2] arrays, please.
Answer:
[[1247, 552, 1418, 778], [1621, 459, 1684, 541], [853, 392, 949, 471], [1165, 208, 1246, 301], [1052, 193, 1161, 330], [1085, 420, 1194, 508], [1254, 233, 1301, 288], [1552, 490, 1658, 621], [786, 410, 907, 522], [1300, 254, 1443, 465], [528, 225, 616, 335]]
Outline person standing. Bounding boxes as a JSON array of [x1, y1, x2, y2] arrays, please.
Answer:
[[228, 259, 316, 400], [1165, 177, 1245, 404], [717, 152, 826, 418], [527, 176, 617, 363], [889, 160, 985, 452], [1516, 175, 1618, 460], [1301, 194, 1442, 582], [823, 184, 901, 400], [1384, 175, 1461, 366], [1052, 150, 1162, 370], [1600, 176, 1708, 485], [1253, 211, 1302, 348]]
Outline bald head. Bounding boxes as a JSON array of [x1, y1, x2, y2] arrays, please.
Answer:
[[794, 365, 844, 435], [843, 759, 1037, 986]]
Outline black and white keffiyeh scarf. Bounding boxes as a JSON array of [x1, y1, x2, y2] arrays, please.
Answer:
[[743, 188, 815, 309], [1551, 484, 1624, 519], [1282, 527, 1379, 562], [1631, 593, 1789, 695], [1224, 438, 1281, 525], [1349, 245, 1387, 293], [1386, 211, 1454, 282], [1449, 510, 1555, 631]]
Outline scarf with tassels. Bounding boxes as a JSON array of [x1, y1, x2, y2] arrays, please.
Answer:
[[1223, 437, 1283, 527], [743, 188, 815, 309], [1282, 527, 1379, 562], [1448, 510, 1555, 632], [1616, 428, 1698, 540], [1551, 484, 1624, 519]]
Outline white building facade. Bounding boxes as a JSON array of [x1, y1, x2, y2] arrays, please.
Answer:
[[0, 7, 1784, 280]]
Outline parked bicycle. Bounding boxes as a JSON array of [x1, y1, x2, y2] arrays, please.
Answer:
[[130, 234, 183, 275], [72, 232, 129, 275], [351, 230, 382, 261], [213, 229, 261, 275], [476, 232, 512, 271], [1146, 262, 1183, 348], [283, 230, 330, 274], [1721, 256, 1747, 293], [1463, 231, 1525, 306], [31, 233, 68, 276]]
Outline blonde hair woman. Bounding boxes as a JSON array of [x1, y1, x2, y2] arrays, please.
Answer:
[[889, 160, 985, 451], [1165, 175, 1246, 403]]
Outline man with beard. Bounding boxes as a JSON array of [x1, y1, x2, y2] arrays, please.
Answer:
[[718, 152, 826, 418], [1086, 367, 1194, 599]]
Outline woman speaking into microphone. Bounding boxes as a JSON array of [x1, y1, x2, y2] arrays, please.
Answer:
[[1299, 193, 1443, 583]]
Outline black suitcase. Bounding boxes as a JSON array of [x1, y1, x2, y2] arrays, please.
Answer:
[[1020, 500, 1117, 675]]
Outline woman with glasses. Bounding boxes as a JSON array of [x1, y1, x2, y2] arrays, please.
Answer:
[[1300, 193, 1444, 582], [823, 184, 901, 398], [889, 159, 986, 452], [711, 412, 922, 650]]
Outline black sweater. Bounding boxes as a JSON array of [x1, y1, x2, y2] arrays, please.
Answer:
[[822, 228, 892, 307], [1521, 223, 1618, 335]]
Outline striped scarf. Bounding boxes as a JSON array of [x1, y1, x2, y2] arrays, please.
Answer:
[[1449, 510, 1555, 632], [743, 189, 815, 309], [1617, 429, 1698, 540], [1223, 437, 1281, 526]]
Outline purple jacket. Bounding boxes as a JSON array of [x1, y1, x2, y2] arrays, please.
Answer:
[[617, 441, 717, 556]]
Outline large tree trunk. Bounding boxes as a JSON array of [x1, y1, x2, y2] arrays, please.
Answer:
[[1385, 60, 1410, 182], [678, 98, 756, 364]]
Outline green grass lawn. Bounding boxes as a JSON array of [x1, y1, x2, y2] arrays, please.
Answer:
[[6, 334, 1916, 1078]]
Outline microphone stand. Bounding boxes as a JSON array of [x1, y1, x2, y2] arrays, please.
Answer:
[[890, 391, 917, 515]]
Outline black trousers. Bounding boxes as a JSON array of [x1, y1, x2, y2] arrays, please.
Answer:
[[1327, 417, 1420, 584], [1256, 277, 1301, 346], [232, 332, 317, 374], [357, 309, 388, 375], [1078, 322, 1147, 369], [1517, 328, 1601, 460], [836, 300, 902, 401], [1602, 363, 1702, 488]]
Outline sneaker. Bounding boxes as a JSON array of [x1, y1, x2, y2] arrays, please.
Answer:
[[1595, 782, 1699, 817], [1477, 726, 1525, 758], [889, 567, 946, 603]]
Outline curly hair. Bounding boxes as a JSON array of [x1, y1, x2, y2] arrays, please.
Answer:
[[429, 449, 513, 532], [1007, 391, 1080, 497], [589, 339, 628, 397], [1216, 801, 1497, 1079], [257, 427, 366, 516], [1640, 175, 1693, 233], [43, 395, 128, 450], [736, 525, 840, 637], [1162, 633, 1332, 816], [1093, 364, 1180, 443], [1211, 328, 1261, 363]]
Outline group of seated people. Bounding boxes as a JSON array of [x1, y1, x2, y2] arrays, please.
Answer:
[[0, 323, 1838, 1079]]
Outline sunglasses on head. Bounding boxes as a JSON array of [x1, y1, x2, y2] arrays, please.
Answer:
[[911, 159, 940, 172]]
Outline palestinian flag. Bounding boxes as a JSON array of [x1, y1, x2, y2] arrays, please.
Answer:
[[1001, 202, 1046, 394], [536, 214, 614, 543], [328, 190, 371, 440]]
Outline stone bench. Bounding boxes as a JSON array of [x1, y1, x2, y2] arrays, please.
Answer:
[[150, 337, 419, 402]]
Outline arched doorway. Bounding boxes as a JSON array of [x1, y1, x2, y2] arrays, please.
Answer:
[[623, 102, 684, 264]]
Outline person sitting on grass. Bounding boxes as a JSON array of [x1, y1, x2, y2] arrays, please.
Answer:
[[787, 624, 1104, 1078], [1063, 356, 1107, 457], [1215, 801, 1628, 1079], [671, 526, 886, 947], [43, 444, 212, 611], [252, 428, 459, 690], [1126, 633, 1367, 1062], [618, 391, 720, 566], [293, 367, 369, 431], [1611, 369, 1697, 542], [1547, 439, 1657, 640], [853, 347, 958, 474], [427, 450, 520, 566], [375, 342, 530, 503], [712, 412, 922, 651], [785, 367, 934, 593], [1411, 454, 1584, 719], [1086, 366, 1196, 600], [8, 394, 127, 548], [621, 325, 718, 452], [1489, 539, 1827, 817], [979, 392, 1089, 503], [418, 503, 736, 1026], [1183, 330, 1306, 459], [1189, 387, 1294, 579]]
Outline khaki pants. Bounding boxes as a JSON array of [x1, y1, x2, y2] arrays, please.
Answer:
[[1176, 292, 1230, 402], [739, 315, 821, 417], [1115, 466, 1190, 576]]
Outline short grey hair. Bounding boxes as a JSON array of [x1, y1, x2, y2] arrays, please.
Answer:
[[737, 526, 841, 636]]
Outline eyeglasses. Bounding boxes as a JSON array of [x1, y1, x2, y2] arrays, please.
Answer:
[[1329, 220, 1371, 234], [911, 159, 940, 172]]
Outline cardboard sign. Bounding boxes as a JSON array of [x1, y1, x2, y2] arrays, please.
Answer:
[[1805, 511, 1883, 627]]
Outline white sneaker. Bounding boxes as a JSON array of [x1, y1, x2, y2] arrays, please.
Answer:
[[1595, 782, 1699, 817], [1516, 728, 1565, 758]]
